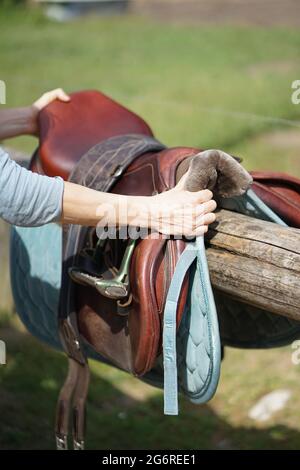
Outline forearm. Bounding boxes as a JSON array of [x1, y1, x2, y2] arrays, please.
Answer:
[[0, 148, 147, 229], [0, 106, 36, 140], [0, 88, 70, 141], [0, 148, 215, 234], [61, 182, 149, 227], [61, 182, 216, 237]]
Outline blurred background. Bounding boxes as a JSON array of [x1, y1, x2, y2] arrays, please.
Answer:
[[1, 0, 300, 450]]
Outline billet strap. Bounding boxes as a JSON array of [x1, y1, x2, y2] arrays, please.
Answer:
[[246, 188, 287, 226]]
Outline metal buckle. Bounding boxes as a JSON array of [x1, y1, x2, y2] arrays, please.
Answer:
[[73, 439, 85, 450], [56, 434, 68, 450], [58, 320, 86, 365]]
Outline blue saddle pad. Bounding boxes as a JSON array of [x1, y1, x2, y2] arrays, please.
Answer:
[[10, 223, 108, 363], [10, 223, 62, 351]]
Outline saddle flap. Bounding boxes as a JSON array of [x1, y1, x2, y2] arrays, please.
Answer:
[[251, 171, 300, 228]]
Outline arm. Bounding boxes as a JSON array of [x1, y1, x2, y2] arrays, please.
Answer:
[[62, 180, 216, 237], [0, 148, 63, 226], [0, 88, 216, 235], [0, 89, 70, 140], [0, 106, 37, 140], [0, 147, 216, 235]]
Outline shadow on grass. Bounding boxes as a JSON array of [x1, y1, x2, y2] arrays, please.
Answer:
[[0, 325, 300, 450]]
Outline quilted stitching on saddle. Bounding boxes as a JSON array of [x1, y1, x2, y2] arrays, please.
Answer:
[[216, 291, 300, 348], [10, 224, 106, 362]]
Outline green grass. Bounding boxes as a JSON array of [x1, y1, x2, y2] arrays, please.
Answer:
[[1, 6, 300, 449], [2, 320, 300, 450], [1, 7, 300, 167]]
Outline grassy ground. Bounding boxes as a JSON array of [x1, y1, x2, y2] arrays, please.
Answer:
[[1, 6, 300, 450], [1, 7, 300, 169], [2, 317, 300, 450]]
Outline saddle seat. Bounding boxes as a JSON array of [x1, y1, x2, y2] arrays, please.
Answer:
[[32, 90, 153, 180]]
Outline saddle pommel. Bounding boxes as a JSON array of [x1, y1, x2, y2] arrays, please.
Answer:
[[177, 149, 253, 198]]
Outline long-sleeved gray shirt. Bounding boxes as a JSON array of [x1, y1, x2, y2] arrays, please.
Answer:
[[0, 146, 64, 226]]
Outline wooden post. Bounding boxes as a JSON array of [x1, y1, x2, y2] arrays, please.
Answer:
[[206, 209, 300, 321]]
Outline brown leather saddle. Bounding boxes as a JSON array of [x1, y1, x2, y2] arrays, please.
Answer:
[[32, 90, 300, 449]]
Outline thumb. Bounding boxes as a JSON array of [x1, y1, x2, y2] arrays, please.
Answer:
[[174, 170, 190, 191]]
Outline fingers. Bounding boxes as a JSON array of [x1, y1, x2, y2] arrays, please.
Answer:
[[157, 209, 216, 237], [149, 188, 217, 236], [174, 184, 213, 202], [54, 88, 70, 102], [192, 189, 213, 203], [159, 222, 211, 238], [197, 212, 216, 226], [175, 187, 213, 201], [195, 199, 217, 215], [188, 224, 209, 238], [33, 88, 70, 111], [163, 200, 217, 219], [181, 213, 215, 237]]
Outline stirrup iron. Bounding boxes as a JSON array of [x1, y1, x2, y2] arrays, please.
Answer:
[[69, 239, 136, 300]]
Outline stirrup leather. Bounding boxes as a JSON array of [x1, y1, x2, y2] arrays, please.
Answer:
[[55, 358, 90, 450]]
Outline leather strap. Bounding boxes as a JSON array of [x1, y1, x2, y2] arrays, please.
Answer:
[[246, 188, 287, 226], [55, 358, 90, 450]]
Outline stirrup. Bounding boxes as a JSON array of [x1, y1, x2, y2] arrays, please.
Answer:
[[69, 239, 136, 300]]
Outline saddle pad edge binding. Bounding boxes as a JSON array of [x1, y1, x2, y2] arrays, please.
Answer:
[[163, 236, 221, 414]]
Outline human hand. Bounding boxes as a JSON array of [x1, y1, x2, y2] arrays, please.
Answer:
[[147, 187, 216, 237], [29, 88, 70, 135], [32, 88, 70, 111]]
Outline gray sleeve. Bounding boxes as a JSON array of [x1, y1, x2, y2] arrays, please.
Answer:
[[0, 147, 64, 227]]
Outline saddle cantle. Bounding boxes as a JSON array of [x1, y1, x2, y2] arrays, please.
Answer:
[[10, 89, 300, 450]]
